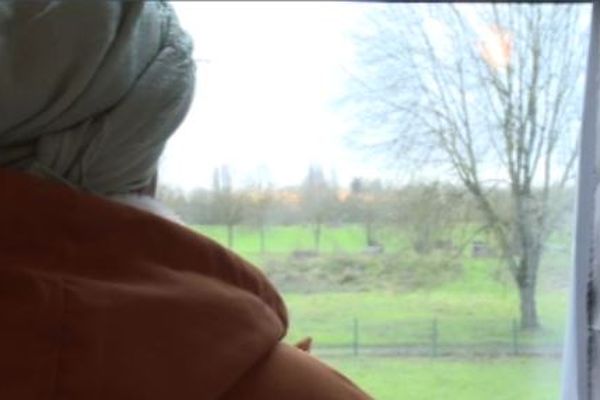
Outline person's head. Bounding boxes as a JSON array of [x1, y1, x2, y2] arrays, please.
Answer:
[[0, 1, 195, 196]]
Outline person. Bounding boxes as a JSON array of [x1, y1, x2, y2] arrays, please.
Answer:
[[0, 2, 372, 399]]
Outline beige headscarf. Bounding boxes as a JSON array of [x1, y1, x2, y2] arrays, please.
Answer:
[[0, 1, 195, 194]]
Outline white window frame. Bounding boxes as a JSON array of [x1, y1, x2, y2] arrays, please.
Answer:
[[568, 1, 599, 399]]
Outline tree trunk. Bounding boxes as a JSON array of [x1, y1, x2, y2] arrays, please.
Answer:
[[227, 224, 234, 249], [516, 276, 540, 330], [314, 223, 322, 254], [511, 194, 543, 330], [514, 244, 542, 330], [365, 219, 374, 246], [473, 191, 544, 330], [259, 224, 266, 254]]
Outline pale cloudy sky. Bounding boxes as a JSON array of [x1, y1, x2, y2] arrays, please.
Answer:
[[159, 2, 378, 191], [159, 2, 589, 192]]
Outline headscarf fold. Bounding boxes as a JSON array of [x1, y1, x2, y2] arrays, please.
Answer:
[[0, 1, 195, 194]]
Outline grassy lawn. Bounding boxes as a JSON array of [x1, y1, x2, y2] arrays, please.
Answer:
[[278, 251, 568, 348], [193, 224, 412, 256], [321, 356, 561, 400], [192, 223, 571, 398], [282, 291, 566, 348], [195, 223, 570, 347]]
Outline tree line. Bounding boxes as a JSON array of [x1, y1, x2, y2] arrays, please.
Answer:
[[158, 164, 574, 259]]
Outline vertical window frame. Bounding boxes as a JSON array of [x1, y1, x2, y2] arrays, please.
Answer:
[[570, 1, 600, 399]]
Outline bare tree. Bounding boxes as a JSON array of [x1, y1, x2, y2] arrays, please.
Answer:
[[246, 166, 274, 254], [301, 164, 338, 254], [211, 165, 244, 249], [347, 4, 587, 329], [349, 177, 386, 248], [394, 183, 470, 255]]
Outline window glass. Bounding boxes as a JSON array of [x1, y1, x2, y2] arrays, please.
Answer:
[[160, 3, 592, 399]]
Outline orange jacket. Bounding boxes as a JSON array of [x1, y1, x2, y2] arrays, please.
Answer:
[[0, 168, 371, 399]]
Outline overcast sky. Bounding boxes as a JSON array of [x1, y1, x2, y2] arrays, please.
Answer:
[[159, 2, 378, 191], [160, 2, 590, 192]]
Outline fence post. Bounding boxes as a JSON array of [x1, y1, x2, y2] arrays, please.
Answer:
[[432, 318, 438, 358], [512, 318, 519, 355], [353, 317, 359, 356]]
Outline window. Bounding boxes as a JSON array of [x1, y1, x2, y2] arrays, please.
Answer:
[[160, 2, 593, 399]]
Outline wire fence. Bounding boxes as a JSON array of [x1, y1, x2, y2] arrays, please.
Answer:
[[291, 317, 565, 358]]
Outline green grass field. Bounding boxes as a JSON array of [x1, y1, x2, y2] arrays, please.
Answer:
[[282, 291, 566, 348], [193, 224, 413, 256], [323, 356, 561, 400], [192, 224, 571, 399]]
